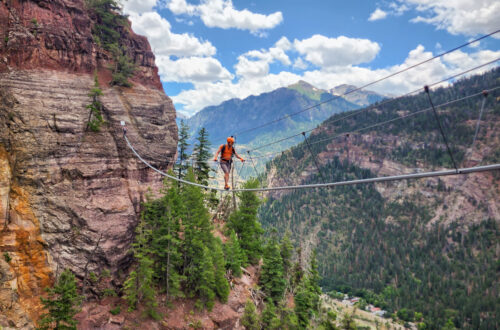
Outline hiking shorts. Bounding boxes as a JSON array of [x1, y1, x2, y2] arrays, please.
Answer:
[[220, 160, 231, 174]]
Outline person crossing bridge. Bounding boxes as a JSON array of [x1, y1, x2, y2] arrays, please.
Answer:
[[213, 136, 245, 190]]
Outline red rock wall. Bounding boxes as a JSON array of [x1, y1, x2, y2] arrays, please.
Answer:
[[0, 1, 178, 327], [0, 0, 163, 90]]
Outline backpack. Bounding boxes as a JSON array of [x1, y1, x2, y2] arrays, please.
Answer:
[[221, 144, 236, 162]]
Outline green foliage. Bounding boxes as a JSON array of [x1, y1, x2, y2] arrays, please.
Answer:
[[261, 299, 280, 329], [85, 0, 126, 50], [87, 74, 104, 132], [278, 304, 300, 330], [109, 44, 135, 87], [102, 288, 117, 297], [39, 269, 82, 330], [125, 169, 233, 312], [226, 179, 263, 264], [280, 231, 294, 275], [294, 249, 322, 328], [31, 18, 38, 27], [212, 239, 230, 303], [224, 230, 246, 277], [109, 306, 120, 315], [193, 127, 212, 185], [3, 252, 11, 263], [175, 120, 191, 181], [123, 219, 158, 319], [88, 272, 98, 283], [260, 236, 286, 303], [196, 246, 216, 310], [340, 312, 356, 330], [241, 300, 259, 330], [294, 284, 316, 328], [397, 308, 414, 322], [260, 68, 500, 330], [85, 0, 135, 87]]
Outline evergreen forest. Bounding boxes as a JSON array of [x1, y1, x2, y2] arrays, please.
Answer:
[[259, 68, 500, 329]]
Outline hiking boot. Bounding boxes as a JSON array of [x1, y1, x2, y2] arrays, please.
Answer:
[[224, 184, 230, 190]]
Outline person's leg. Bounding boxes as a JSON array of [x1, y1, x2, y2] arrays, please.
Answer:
[[224, 172, 229, 186]]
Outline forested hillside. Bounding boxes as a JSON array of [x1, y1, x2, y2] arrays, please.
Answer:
[[259, 68, 500, 329]]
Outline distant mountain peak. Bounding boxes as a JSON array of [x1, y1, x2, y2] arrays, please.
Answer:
[[329, 84, 385, 106], [288, 80, 318, 91], [329, 84, 358, 95]]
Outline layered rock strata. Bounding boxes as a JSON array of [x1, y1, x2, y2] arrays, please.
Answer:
[[0, 0, 162, 89], [0, 0, 178, 327], [0, 69, 177, 326]]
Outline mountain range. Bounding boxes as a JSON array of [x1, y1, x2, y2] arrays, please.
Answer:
[[185, 81, 385, 154], [259, 68, 500, 329]]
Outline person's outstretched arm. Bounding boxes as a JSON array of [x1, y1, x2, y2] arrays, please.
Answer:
[[214, 145, 222, 161], [234, 151, 245, 162]]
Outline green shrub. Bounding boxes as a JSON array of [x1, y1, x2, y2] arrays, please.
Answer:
[[110, 306, 121, 315], [3, 252, 11, 263]]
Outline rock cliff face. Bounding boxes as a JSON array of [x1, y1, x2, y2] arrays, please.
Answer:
[[0, 0, 162, 89], [0, 0, 177, 327]]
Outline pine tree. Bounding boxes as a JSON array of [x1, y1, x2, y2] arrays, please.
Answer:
[[196, 246, 216, 310], [123, 218, 159, 319], [280, 231, 294, 275], [192, 127, 212, 185], [149, 182, 185, 300], [241, 300, 260, 330], [39, 269, 82, 330], [290, 247, 304, 292], [278, 303, 300, 330], [294, 282, 316, 329], [260, 237, 286, 303], [212, 238, 230, 303], [261, 299, 281, 329], [307, 249, 322, 305], [181, 169, 216, 309], [227, 179, 263, 264], [176, 120, 190, 181], [224, 230, 246, 277]]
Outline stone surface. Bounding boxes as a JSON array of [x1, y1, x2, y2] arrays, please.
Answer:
[[0, 68, 177, 327], [0, 0, 163, 90], [0, 2, 178, 328]]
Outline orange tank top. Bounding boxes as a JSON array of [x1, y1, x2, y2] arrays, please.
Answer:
[[221, 144, 234, 161]]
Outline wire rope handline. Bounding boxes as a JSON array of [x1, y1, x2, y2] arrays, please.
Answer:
[[248, 85, 500, 162], [302, 132, 326, 184], [124, 133, 500, 192], [235, 30, 500, 138], [248, 57, 500, 153], [229, 164, 500, 192], [304, 86, 500, 149], [468, 91, 489, 162], [424, 85, 458, 171]]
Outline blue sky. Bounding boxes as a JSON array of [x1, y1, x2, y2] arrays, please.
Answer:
[[122, 0, 500, 116]]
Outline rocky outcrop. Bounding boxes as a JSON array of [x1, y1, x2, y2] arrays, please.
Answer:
[[75, 265, 260, 329], [0, 1, 178, 327], [0, 68, 177, 326], [0, 0, 162, 90]]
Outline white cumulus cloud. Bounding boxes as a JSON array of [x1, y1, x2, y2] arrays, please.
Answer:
[[122, 0, 158, 14], [156, 56, 233, 82], [235, 37, 292, 78], [175, 43, 500, 115], [388, 0, 500, 38], [122, 3, 231, 84], [368, 8, 388, 21], [165, 0, 283, 34], [294, 35, 381, 69]]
